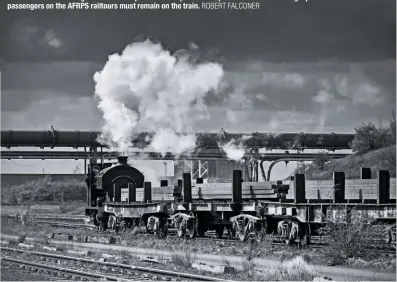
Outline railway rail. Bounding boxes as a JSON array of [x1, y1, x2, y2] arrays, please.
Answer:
[[36, 221, 95, 229], [1, 257, 121, 281], [0, 246, 223, 281]]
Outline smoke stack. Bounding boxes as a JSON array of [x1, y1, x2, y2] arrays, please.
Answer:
[[117, 156, 128, 165]]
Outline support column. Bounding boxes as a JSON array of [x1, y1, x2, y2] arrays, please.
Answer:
[[91, 146, 97, 164], [144, 182, 152, 203], [232, 170, 242, 203], [100, 147, 103, 165], [294, 174, 305, 204], [333, 172, 345, 203], [84, 147, 87, 176], [377, 170, 390, 204], [88, 146, 97, 207], [254, 161, 259, 182], [84, 146, 89, 206], [183, 173, 192, 203]]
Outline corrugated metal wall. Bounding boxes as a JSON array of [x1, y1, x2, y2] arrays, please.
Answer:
[[185, 160, 248, 183], [207, 160, 248, 183]]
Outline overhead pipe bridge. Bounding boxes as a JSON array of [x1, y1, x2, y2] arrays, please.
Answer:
[[1, 130, 354, 151], [0, 150, 349, 161]]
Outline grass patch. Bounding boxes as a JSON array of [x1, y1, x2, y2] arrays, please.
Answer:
[[259, 256, 318, 281], [318, 213, 385, 265], [171, 246, 196, 268]]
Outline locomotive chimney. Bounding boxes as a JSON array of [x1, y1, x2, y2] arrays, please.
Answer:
[[117, 156, 128, 165]]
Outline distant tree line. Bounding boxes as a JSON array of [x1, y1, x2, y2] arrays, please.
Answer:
[[293, 112, 396, 179], [350, 111, 396, 153], [1, 175, 86, 205], [293, 151, 331, 179]]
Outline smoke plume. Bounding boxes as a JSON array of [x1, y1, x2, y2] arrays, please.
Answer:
[[94, 40, 224, 156], [220, 140, 246, 162]]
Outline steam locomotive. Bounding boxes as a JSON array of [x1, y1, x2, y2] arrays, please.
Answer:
[[85, 156, 174, 237]]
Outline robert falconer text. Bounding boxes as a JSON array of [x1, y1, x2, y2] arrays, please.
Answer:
[[201, 1, 260, 10]]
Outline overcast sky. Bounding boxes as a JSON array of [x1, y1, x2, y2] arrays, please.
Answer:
[[0, 0, 395, 179]]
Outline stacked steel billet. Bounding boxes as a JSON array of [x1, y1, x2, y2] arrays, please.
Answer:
[[1, 247, 222, 281]]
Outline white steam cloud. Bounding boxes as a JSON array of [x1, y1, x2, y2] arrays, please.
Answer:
[[94, 40, 224, 156], [220, 140, 246, 162]]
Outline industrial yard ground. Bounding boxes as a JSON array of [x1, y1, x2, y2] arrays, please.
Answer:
[[1, 215, 395, 281], [1, 133, 396, 281]]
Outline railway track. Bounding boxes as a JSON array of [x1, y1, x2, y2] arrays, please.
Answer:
[[0, 247, 223, 281], [32, 218, 396, 254], [1, 257, 122, 281], [35, 221, 95, 229]]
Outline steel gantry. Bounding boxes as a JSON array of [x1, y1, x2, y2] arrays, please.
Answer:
[[1, 150, 350, 181]]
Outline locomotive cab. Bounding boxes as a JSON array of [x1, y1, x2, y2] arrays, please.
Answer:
[[94, 156, 144, 203], [85, 156, 144, 216]]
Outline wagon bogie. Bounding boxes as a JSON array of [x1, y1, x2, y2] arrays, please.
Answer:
[[147, 215, 168, 238], [275, 219, 311, 246], [169, 213, 196, 238], [230, 214, 264, 241]]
